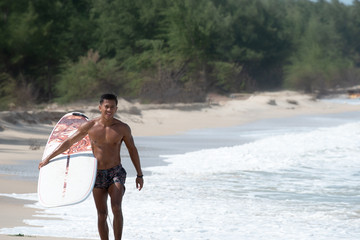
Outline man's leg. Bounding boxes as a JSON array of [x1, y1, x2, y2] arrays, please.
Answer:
[[93, 188, 109, 240], [108, 182, 125, 240]]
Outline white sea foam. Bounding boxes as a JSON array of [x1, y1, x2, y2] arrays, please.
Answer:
[[1, 121, 360, 239]]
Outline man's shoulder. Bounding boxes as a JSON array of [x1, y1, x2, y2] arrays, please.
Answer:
[[109, 118, 133, 137], [86, 118, 98, 126], [112, 118, 130, 128], [79, 118, 96, 131]]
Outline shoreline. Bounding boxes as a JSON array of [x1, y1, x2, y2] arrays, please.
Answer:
[[0, 91, 359, 239], [125, 91, 360, 136]]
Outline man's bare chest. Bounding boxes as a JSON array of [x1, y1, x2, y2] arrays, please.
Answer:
[[88, 126, 123, 145]]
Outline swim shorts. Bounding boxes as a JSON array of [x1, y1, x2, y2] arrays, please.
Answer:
[[94, 164, 127, 190]]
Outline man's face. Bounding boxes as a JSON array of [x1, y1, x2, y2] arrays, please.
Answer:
[[99, 99, 118, 120]]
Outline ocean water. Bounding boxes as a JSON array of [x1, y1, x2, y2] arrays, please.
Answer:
[[1, 110, 360, 239]]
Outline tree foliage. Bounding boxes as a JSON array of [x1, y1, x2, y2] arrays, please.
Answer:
[[56, 50, 121, 103], [1, 0, 360, 107]]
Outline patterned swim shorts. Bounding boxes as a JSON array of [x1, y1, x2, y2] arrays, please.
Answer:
[[94, 164, 127, 190]]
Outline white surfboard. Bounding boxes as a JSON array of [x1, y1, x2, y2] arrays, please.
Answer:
[[38, 112, 97, 207]]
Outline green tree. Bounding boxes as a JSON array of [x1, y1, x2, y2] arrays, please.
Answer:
[[56, 50, 121, 103], [166, 0, 230, 61], [91, 0, 167, 61], [224, 0, 292, 89], [0, 0, 95, 104], [284, 9, 353, 92]]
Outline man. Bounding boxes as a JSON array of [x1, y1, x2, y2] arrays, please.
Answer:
[[39, 93, 144, 240]]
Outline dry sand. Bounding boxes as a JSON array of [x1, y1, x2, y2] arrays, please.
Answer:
[[0, 91, 359, 239]]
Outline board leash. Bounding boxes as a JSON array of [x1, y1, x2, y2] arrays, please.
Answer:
[[62, 150, 71, 198]]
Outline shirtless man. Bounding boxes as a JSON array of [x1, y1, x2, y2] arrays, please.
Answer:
[[38, 93, 143, 240]]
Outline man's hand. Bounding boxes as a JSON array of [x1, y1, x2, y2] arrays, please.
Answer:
[[38, 159, 50, 170], [136, 176, 144, 191]]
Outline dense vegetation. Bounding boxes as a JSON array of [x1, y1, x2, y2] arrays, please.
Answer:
[[1, 0, 360, 109]]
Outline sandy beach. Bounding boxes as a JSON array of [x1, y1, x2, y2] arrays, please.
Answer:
[[0, 90, 359, 239]]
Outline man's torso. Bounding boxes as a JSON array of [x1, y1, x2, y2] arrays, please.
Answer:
[[87, 118, 127, 170]]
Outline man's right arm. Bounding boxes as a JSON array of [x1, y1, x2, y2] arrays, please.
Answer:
[[38, 121, 92, 169]]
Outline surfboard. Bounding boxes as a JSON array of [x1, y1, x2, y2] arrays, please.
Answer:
[[38, 112, 97, 207]]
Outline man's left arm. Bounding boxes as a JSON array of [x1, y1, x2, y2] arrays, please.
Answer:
[[123, 124, 144, 191]]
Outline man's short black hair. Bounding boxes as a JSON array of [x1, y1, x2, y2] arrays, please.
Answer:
[[100, 93, 118, 106]]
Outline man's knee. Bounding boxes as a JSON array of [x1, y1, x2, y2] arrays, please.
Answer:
[[111, 204, 122, 216], [97, 209, 108, 222]]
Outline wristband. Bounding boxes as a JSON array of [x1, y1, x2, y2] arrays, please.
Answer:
[[137, 175, 143, 178]]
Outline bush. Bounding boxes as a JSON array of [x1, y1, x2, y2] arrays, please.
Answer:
[[138, 60, 207, 103], [208, 61, 244, 93], [0, 73, 36, 110], [56, 50, 121, 103], [0, 73, 16, 110]]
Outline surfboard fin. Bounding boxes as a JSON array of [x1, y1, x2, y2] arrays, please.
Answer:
[[72, 112, 88, 119]]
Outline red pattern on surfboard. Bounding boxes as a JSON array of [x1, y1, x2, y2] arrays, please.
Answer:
[[47, 114, 92, 155]]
